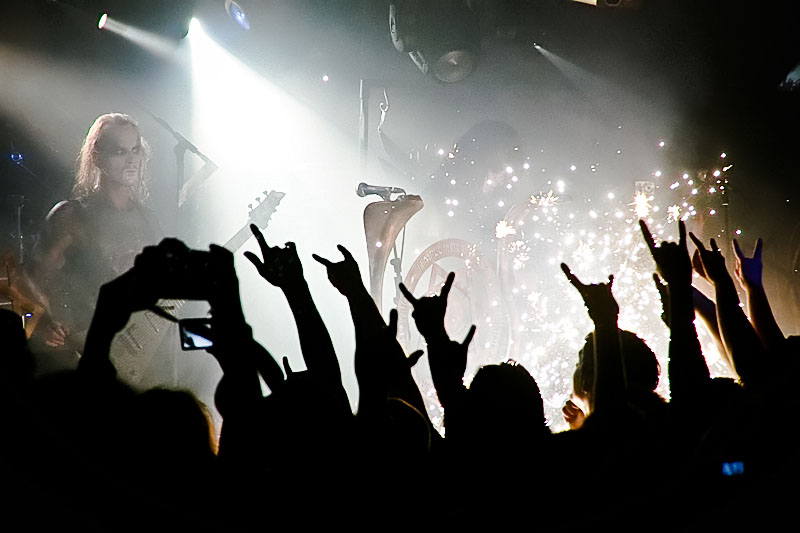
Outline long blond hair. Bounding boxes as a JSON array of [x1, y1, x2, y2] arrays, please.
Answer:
[[73, 113, 151, 202]]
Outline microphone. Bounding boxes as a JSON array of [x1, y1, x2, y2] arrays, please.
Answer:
[[356, 182, 406, 199]]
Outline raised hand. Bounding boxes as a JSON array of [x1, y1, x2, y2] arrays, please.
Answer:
[[688, 233, 731, 286], [691, 249, 709, 282], [562, 263, 624, 412], [312, 245, 364, 297], [732, 238, 764, 290], [399, 271, 455, 342], [427, 325, 476, 408], [244, 224, 304, 289], [386, 308, 425, 369], [562, 398, 586, 430], [561, 263, 618, 324], [640, 219, 691, 286]]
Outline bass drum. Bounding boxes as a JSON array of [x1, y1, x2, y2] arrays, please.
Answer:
[[396, 238, 510, 431]]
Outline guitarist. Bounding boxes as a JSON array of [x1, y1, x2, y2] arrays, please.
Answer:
[[27, 113, 161, 368]]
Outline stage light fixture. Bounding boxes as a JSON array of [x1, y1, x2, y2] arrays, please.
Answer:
[[597, 0, 644, 8], [225, 0, 250, 30], [188, 17, 202, 36], [91, 12, 180, 56], [390, 0, 480, 83]]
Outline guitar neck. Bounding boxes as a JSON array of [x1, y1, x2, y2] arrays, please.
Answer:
[[224, 224, 253, 253], [223, 191, 283, 253]]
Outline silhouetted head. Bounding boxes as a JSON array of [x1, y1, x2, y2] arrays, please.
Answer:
[[468, 361, 549, 442], [136, 388, 216, 468], [573, 329, 660, 405], [261, 368, 354, 469], [379, 397, 432, 460]]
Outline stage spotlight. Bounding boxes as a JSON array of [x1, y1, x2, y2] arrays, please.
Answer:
[[390, 0, 480, 83], [93, 12, 178, 56], [188, 17, 202, 36], [430, 49, 476, 84], [570, 0, 643, 6], [225, 0, 250, 30], [596, 0, 644, 8]]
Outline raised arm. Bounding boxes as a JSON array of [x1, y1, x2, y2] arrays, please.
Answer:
[[399, 273, 475, 413], [732, 238, 784, 352], [561, 263, 624, 415], [79, 268, 146, 381], [690, 233, 766, 386], [640, 220, 710, 402], [206, 243, 278, 462], [244, 225, 344, 402], [313, 245, 426, 418]]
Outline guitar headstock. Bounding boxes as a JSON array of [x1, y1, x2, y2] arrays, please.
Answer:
[[248, 190, 285, 230]]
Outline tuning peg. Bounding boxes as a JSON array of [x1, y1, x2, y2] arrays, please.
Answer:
[[248, 203, 253, 210], [255, 196, 261, 203], [263, 190, 269, 197]]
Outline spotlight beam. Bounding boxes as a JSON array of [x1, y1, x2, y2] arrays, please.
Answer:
[[96, 13, 178, 57]]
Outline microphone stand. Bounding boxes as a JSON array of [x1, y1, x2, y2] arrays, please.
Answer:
[[148, 114, 218, 234], [125, 88, 219, 234]]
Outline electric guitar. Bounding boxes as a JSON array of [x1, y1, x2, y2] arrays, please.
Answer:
[[107, 190, 285, 388]]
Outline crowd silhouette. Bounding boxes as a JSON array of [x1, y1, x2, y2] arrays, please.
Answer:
[[2, 219, 797, 530]]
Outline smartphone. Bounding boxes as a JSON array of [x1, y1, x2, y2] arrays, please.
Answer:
[[721, 461, 744, 477], [178, 318, 214, 350]]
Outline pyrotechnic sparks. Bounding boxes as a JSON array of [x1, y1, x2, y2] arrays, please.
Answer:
[[404, 133, 736, 433], [667, 204, 681, 222], [530, 190, 560, 207], [495, 220, 517, 238], [631, 192, 652, 218]]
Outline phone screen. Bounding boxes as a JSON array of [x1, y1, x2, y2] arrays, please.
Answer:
[[179, 318, 214, 350]]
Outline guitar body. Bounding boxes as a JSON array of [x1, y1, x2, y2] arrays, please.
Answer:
[[109, 300, 181, 387], [110, 190, 285, 389]]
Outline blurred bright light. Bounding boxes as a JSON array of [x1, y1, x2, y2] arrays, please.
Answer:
[[189, 17, 202, 36], [187, 20, 364, 412], [98, 13, 108, 30], [188, 20, 314, 172]]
